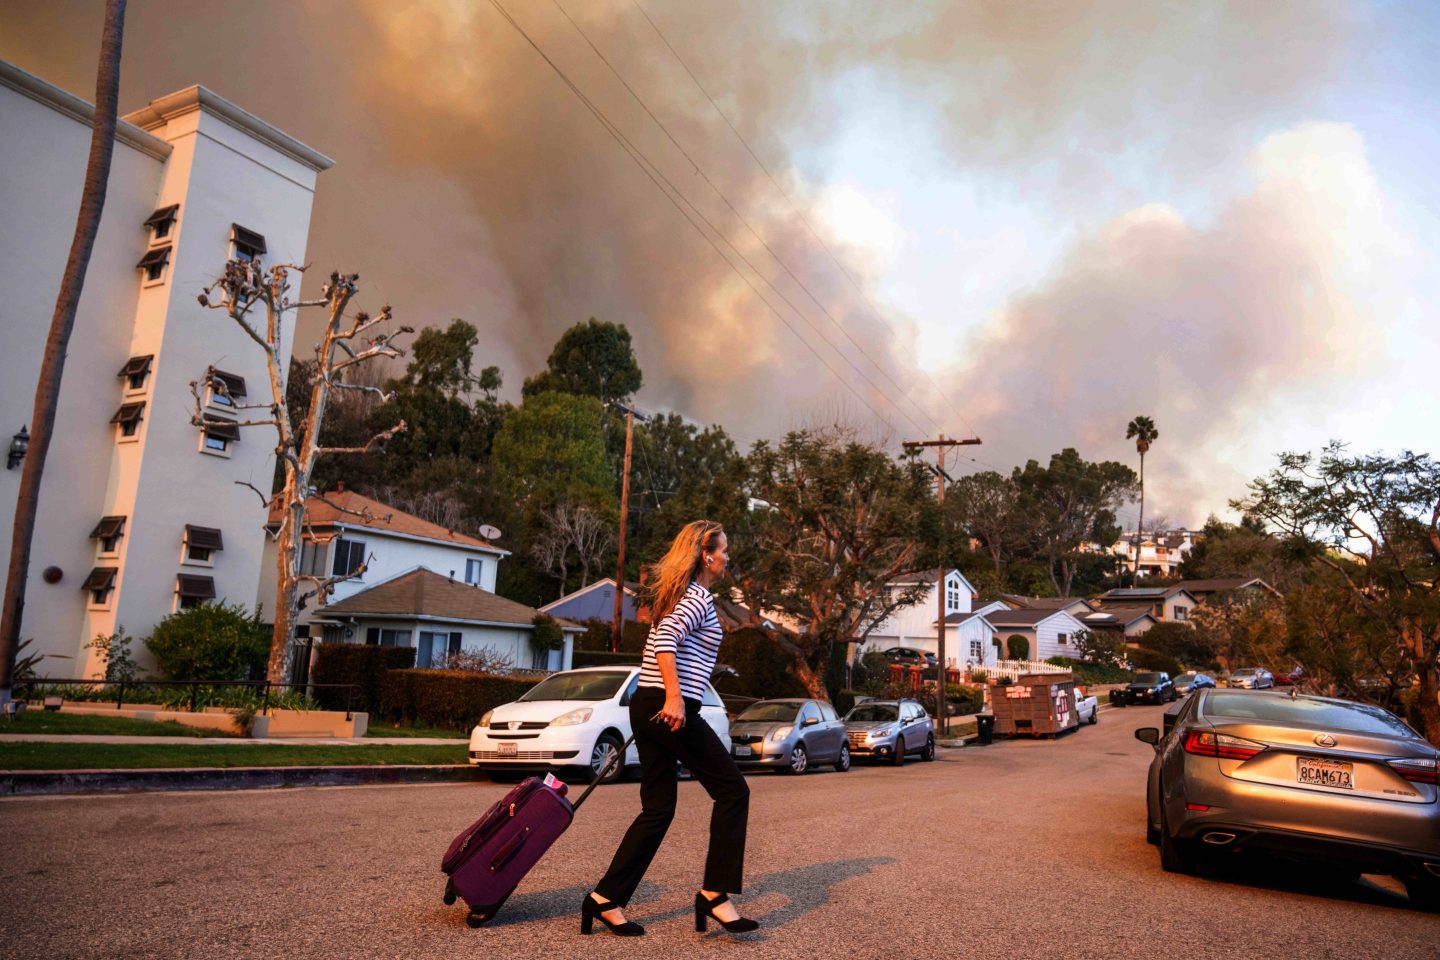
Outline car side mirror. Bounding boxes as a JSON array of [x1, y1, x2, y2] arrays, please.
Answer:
[[802, 717, 819, 727], [1134, 727, 1161, 747]]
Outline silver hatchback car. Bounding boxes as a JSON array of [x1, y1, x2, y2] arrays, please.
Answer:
[[729, 698, 851, 774], [1136, 689, 1440, 909], [843, 698, 935, 764]]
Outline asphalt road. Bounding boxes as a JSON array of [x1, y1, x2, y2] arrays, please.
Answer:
[[3, 706, 1437, 960]]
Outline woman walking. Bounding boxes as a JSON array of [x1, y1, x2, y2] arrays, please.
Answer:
[[583, 520, 758, 937]]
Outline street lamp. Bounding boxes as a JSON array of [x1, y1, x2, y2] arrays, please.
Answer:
[[7, 426, 28, 469]]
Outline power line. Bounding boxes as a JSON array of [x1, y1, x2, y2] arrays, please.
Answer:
[[552, 0, 943, 438], [628, 0, 983, 442], [485, 0, 906, 436]]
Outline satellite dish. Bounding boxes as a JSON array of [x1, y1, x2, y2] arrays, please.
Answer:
[[478, 524, 502, 541]]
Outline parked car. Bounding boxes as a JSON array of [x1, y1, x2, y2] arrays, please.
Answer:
[[1118, 671, 1176, 704], [1226, 667, 1274, 689], [882, 647, 938, 668], [729, 698, 850, 774], [842, 698, 935, 764], [1135, 689, 1440, 910], [1173, 672, 1217, 696], [468, 667, 730, 784], [1272, 665, 1308, 687], [1074, 687, 1099, 725]]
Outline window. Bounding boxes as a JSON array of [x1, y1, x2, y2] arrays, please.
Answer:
[[799, 702, 821, 724], [110, 402, 145, 439], [818, 702, 838, 723], [417, 631, 443, 668], [143, 204, 178, 242], [82, 567, 117, 606], [117, 355, 153, 392], [199, 414, 239, 455], [464, 558, 484, 585], [946, 580, 960, 611], [969, 640, 982, 660], [206, 369, 247, 408], [231, 224, 267, 262], [448, 631, 462, 656], [90, 516, 126, 555], [531, 647, 552, 670], [184, 525, 224, 566], [332, 538, 366, 577], [1175, 607, 1189, 622], [175, 574, 216, 610], [136, 246, 171, 283], [299, 540, 327, 577], [364, 627, 411, 646]]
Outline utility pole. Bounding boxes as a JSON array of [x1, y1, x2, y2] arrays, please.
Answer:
[[903, 434, 981, 736], [608, 403, 647, 653]]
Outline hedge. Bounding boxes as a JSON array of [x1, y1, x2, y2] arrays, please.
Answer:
[[1046, 656, 1132, 685], [311, 644, 416, 713], [1126, 646, 1182, 677], [946, 685, 986, 716], [378, 669, 541, 731]]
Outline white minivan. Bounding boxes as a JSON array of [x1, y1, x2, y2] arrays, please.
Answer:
[[469, 666, 731, 783]]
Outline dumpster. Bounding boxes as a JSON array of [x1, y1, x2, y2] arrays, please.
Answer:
[[974, 713, 995, 745], [991, 673, 1079, 739]]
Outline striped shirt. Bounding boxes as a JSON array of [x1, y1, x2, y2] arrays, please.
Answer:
[[637, 581, 723, 702]]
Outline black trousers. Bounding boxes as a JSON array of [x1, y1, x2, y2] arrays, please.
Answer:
[[594, 686, 750, 905]]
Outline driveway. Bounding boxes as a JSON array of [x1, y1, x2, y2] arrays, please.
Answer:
[[2, 704, 1434, 958]]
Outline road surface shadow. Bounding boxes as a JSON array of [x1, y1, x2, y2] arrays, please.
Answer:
[[1198, 851, 1420, 912], [440, 879, 668, 928]]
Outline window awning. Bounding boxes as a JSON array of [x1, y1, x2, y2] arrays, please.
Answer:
[[143, 204, 179, 227], [176, 574, 216, 599], [208, 369, 247, 398], [231, 224, 267, 254], [90, 516, 126, 540], [201, 414, 240, 441], [136, 246, 171, 269], [185, 525, 224, 551], [82, 567, 118, 591], [110, 402, 145, 425], [117, 355, 153, 379]]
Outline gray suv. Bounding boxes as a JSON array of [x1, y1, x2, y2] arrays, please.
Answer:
[[729, 698, 850, 774], [843, 698, 935, 764]]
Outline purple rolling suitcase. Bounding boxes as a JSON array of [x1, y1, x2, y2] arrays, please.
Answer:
[[441, 738, 632, 928]]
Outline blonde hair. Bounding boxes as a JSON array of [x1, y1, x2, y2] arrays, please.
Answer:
[[647, 520, 725, 623]]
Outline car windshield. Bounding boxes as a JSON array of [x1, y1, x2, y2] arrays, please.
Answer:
[[1231, 669, 1257, 677], [1175, 674, 1197, 683], [737, 702, 801, 723], [846, 705, 898, 723], [1134, 672, 1163, 684], [1204, 691, 1417, 737], [518, 671, 629, 702]]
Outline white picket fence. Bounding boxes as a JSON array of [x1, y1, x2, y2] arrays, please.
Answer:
[[972, 659, 1071, 683]]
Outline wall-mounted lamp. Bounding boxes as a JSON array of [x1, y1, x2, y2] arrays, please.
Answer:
[[7, 427, 28, 470]]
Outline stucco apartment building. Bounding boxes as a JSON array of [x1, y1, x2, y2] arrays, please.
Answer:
[[0, 61, 331, 676]]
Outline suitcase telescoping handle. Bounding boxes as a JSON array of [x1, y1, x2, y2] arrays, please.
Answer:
[[571, 733, 637, 813]]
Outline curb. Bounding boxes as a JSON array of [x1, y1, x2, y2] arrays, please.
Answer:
[[0, 764, 488, 797]]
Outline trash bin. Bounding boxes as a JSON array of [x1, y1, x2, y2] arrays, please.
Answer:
[[1110, 688, 1128, 708], [975, 713, 995, 746]]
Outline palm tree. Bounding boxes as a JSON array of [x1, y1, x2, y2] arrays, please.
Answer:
[[1, 0, 128, 702], [1125, 415, 1158, 583]]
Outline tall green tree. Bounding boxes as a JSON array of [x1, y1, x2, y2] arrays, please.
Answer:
[[521, 318, 642, 406], [1014, 449, 1138, 597], [1237, 443, 1440, 744], [732, 430, 937, 699], [2, 0, 127, 701], [946, 470, 1029, 592], [1125, 415, 1159, 579]]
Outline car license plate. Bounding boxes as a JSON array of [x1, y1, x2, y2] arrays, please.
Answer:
[[1297, 756, 1352, 789], [733, 744, 752, 757], [497, 742, 517, 758]]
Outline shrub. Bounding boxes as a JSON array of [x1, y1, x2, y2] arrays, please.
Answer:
[[86, 626, 140, 682], [714, 628, 808, 701], [1046, 655, 1131, 685], [1073, 630, 1126, 667], [1006, 635, 1029, 660], [970, 669, 989, 684], [379, 669, 541, 731], [834, 688, 860, 715], [311, 644, 417, 713], [145, 602, 269, 681], [946, 685, 986, 716], [851, 649, 890, 688], [1127, 646, 1182, 677], [433, 647, 514, 674], [531, 614, 564, 651]]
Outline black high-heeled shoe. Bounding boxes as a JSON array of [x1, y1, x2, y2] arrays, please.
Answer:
[[694, 892, 759, 934], [581, 893, 645, 936]]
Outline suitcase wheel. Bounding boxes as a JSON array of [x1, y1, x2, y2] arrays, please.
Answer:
[[443, 884, 457, 906], [466, 911, 488, 928]]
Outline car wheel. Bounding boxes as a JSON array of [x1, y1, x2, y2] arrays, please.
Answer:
[[589, 733, 624, 785], [922, 734, 936, 762], [834, 743, 851, 772], [892, 738, 906, 766], [1145, 781, 1160, 845], [1088, 705, 1099, 725], [1159, 803, 1199, 875], [1405, 876, 1440, 913], [786, 742, 809, 775]]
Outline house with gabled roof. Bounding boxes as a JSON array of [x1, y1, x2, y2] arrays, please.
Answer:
[[1091, 585, 1199, 624], [862, 569, 981, 667], [983, 607, 1089, 661], [1077, 604, 1158, 642], [1174, 577, 1283, 603], [321, 567, 583, 672], [1000, 594, 1095, 620], [542, 577, 642, 624]]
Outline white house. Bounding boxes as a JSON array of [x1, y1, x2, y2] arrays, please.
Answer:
[[320, 567, 583, 672], [983, 608, 1089, 662], [863, 569, 981, 667], [1092, 586, 1199, 624], [257, 487, 510, 631], [936, 610, 1000, 668], [0, 61, 331, 677]]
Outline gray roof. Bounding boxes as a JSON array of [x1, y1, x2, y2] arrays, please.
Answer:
[[326, 568, 581, 629], [984, 608, 1062, 627]]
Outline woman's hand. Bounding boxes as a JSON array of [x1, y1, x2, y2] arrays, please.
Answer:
[[658, 694, 686, 732]]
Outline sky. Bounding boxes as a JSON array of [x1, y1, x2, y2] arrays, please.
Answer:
[[3, 0, 1437, 528]]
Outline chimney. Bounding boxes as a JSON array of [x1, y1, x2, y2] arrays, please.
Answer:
[[448, 570, 455, 582], [336, 481, 345, 492]]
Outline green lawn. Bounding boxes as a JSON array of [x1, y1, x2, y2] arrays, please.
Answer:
[[0, 742, 469, 771], [2, 710, 238, 738], [364, 721, 469, 739]]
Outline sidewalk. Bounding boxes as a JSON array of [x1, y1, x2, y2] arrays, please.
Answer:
[[0, 734, 467, 746]]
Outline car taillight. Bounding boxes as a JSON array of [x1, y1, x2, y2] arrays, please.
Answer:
[[1183, 730, 1266, 761], [1388, 757, 1440, 785]]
